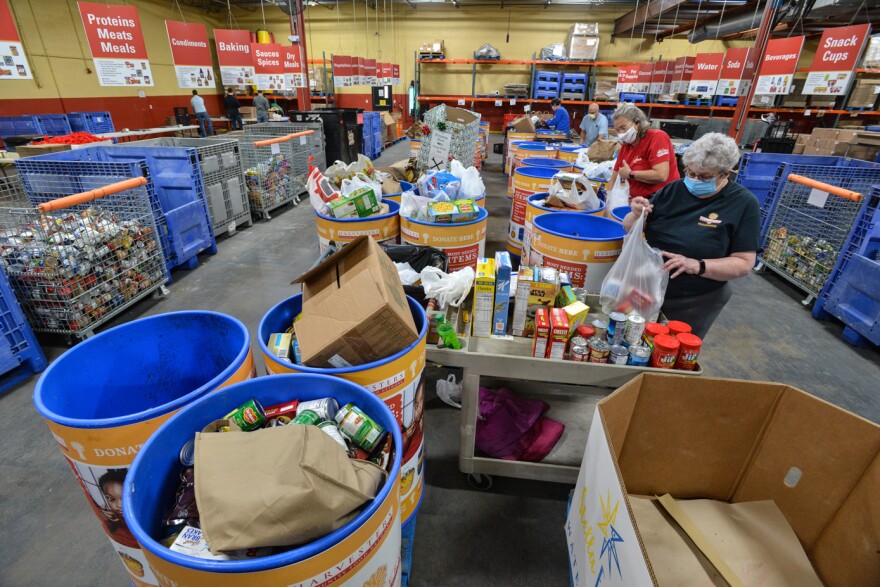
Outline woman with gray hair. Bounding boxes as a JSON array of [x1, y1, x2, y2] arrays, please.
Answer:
[[608, 103, 680, 200], [622, 132, 760, 338]]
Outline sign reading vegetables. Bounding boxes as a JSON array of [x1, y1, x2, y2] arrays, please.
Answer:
[[77, 2, 153, 87]]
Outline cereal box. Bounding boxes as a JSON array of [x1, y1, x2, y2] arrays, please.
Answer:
[[547, 308, 570, 360], [532, 307, 550, 358], [427, 198, 479, 223], [472, 257, 495, 337], [512, 266, 535, 337], [493, 251, 512, 336]]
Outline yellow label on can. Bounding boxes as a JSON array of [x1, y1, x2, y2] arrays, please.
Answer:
[[400, 216, 487, 272], [316, 213, 400, 253], [529, 225, 622, 293]]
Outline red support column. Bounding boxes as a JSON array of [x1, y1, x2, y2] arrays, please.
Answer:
[[289, 0, 311, 110]]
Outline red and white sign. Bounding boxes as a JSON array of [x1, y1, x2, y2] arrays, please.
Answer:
[[365, 58, 377, 86], [804, 24, 871, 95], [616, 64, 640, 93], [649, 61, 674, 95], [671, 56, 695, 94], [0, 0, 31, 79], [392, 63, 400, 85], [251, 43, 284, 91], [215, 29, 254, 87], [687, 53, 724, 95], [165, 21, 214, 89], [716, 47, 757, 97], [77, 2, 152, 87], [356, 57, 366, 86], [636, 63, 653, 94], [283, 45, 306, 89], [754, 36, 805, 95], [332, 55, 352, 87]]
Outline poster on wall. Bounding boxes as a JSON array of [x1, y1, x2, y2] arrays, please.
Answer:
[[670, 56, 695, 94], [804, 24, 871, 95], [251, 43, 284, 91], [0, 0, 32, 79], [215, 29, 254, 87], [754, 36, 805, 95], [392, 63, 400, 86], [716, 47, 757, 97], [165, 21, 214, 89], [283, 45, 306, 89], [687, 52, 724, 95], [77, 2, 153, 87]]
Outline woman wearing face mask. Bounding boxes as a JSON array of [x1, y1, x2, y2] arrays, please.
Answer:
[[622, 133, 760, 338], [608, 103, 680, 201]]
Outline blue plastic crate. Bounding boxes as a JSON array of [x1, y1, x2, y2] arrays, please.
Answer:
[[620, 93, 647, 103], [0, 266, 47, 395], [562, 83, 587, 92], [736, 153, 842, 209], [67, 111, 115, 134], [13, 115, 43, 135], [533, 91, 560, 100], [562, 73, 587, 84], [34, 114, 72, 136], [535, 70, 561, 81], [821, 254, 880, 346], [715, 95, 739, 107]]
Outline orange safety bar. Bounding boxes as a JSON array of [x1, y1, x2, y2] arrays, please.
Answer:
[[37, 177, 148, 213], [786, 174, 863, 203], [253, 129, 315, 147]]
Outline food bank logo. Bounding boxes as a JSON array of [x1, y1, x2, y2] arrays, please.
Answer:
[[578, 487, 625, 585]]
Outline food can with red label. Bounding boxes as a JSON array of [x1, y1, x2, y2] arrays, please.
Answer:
[[570, 344, 588, 362], [588, 338, 611, 363]]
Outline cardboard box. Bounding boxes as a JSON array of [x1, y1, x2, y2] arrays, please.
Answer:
[[418, 104, 481, 171], [855, 131, 880, 147], [546, 308, 569, 360], [471, 257, 495, 338], [532, 307, 550, 358], [570, 22, 599, 36], [810, 128, 839, 140], [426, 199, 478, 224], [802, 146, 829, 156], [566, 373, 880, 587], [562, 301, 590, 337], [240, 106, 257, 118], [509, 114, 535, 134], [566, 36, 599, 61], [512, 266, 535, 337], [492, 251, 512, 336], [795, 133, 809, 146], [792, 143, 805, 154], [813, 138, 837, 152], [14, 143, 71, 157], [293, 236, 418, 367]]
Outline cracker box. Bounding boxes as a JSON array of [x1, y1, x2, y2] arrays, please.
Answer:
[[327, 187, 380, 219], [427, 198, 478, 224], [471, 257, 496, 338], [512, 266, 535, 337], [562, 301, 590, 337], [493, 251, 512, 336], [530, 267, 559, 309], [547, 308, 570, 360], [555, 284, 577, 308], [532, 307, 550, 358]]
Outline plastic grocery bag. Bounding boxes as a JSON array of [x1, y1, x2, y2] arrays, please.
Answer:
[[436, 374, 462, 409], [421, 266, 476, 308], [400, 190, 433, 221], [607, 179, 630, 210], [306, 156, 340, 215], [450, 160, 485, 198], [340, 172, 383, 201], [599, 210, 669, 323], [575, 150, 591, 168], [546, 177, 601, 211]]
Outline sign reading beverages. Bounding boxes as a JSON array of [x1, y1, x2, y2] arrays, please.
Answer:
[[165, 21, 214, 89], [754, 36, 805, 95], [251, 43, 284, 91], [716, 47, 757, 97], [687, 53, 724, 95], [804, 24, 871, 95], [77, 2, 152, 87], [215, 29, 254, 87], [0, 0, 32, 79]]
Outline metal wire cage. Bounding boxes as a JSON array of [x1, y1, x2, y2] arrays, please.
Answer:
[[760, 173, 872, 303], [246, 121, 327, 176], [0, 174, 167, 339]]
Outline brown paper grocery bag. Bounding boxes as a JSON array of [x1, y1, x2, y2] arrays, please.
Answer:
[[587, 138, 618, 163], [194, 424, 386, 553]]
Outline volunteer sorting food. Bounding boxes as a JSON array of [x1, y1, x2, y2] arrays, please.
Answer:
[[607, 103, 679, 201], [623, 133, 761, 338]]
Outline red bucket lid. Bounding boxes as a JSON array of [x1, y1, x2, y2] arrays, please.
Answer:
[[653, 334, 680, 351], [676, 333, 702, 348]]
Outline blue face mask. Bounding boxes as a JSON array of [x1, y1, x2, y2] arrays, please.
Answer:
[[684, 176, 717, 196]]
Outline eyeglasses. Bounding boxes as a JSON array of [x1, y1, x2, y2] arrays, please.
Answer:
[[685, 169, 723, 182], [614, 123, 633, 133]]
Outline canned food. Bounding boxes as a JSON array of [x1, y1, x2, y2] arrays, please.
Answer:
[[296, 398, 339, 422], [570, 336, 588, 350], [588, 338, 610, 363], [335, 403, 386, 452], [607, 312, 628, 346], [317, 421, 350, 451], [267, 416, 292, 427], [292, 410, 321, 426], [264, 400, 299, 421], [179, 438, 195, 467], [570, 344, 588, 362], [609, 344, 629, 365], [628, 344, 651, 366], [591, 319, 607, 340], [624, 315, 646, 346], [225, 398, 267, 431]]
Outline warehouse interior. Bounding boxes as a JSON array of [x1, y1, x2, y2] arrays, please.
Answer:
[[0, 0, 879, 586]]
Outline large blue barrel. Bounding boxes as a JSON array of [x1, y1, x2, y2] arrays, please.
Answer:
[[611, 205, 632, 222]]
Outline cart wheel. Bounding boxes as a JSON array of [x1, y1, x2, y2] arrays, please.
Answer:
[[154, 285, 171, 299], [467, 473, 493, 491]]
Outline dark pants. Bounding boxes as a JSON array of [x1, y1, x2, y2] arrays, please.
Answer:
[[257, 113, 269, 123], [228, 109, 243, 130], [661, 282, 733, 339], [195, 111, 214, 137]]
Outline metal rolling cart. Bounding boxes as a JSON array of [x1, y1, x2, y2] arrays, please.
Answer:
[[426, 296, 703, 489], [0, 174, 168, 344], [245, 121, 327, 183]]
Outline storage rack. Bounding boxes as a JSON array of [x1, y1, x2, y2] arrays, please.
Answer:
[[0, 173, 168, 343], [246, 121, 326, 191], [116, 138, 252, 238]]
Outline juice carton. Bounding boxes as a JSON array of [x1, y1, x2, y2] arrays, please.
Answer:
[[492, 251, 512, 336], [471, 257, 496, 337], [532, 307, 550, 358], [547, 308, 570, 360]]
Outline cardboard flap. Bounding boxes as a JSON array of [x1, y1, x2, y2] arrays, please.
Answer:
[[444, 106, 479, 125], [291, 235, 371, 287]]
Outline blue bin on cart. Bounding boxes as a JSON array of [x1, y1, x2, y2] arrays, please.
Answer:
[[822, 254, 880, 347], [0, 267, 46, 395]]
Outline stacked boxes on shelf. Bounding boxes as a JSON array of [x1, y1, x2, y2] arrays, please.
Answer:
[[533, 71, 561, 100], [362, 111, 382, 160], [565, 23, 599, 61], [561, 73, 587, 100]]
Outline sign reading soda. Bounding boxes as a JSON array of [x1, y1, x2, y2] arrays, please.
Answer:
[[0, 0, 32, 79], [716, 47, 757, 97], [803, 24, 871, 95], [215, 29, 254, 87], [165, 21, 214, 89], [687, 53, 724, 95], [77, 2, 153, 87], [754, 36, 805, 95]]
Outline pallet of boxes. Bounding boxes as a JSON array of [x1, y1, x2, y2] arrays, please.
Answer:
[[565, 23, 599, 61], [796, 127, 880, 161]]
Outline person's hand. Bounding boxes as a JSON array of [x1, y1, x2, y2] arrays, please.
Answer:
[[100, 506, 119, 523], [619, 160, 632, 180], [661, 252, 700, 278], [630, 197, 653, 217]]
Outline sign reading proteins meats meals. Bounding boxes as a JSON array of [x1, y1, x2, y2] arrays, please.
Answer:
[[754, 36, 805, 95], [0, 0, 32, 79], [803, 24, 871, 95], [165, 21, 215, 89], [77, 2, 153, 87]]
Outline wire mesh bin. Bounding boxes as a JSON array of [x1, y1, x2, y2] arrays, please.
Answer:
[[115, 137, 251, 237], [246, 121, 327, 170], [0, 174, 168, 343], [760, 173, 874, 304]]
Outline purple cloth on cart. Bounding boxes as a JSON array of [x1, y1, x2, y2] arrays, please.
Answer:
[[475, 387, 564, 462]]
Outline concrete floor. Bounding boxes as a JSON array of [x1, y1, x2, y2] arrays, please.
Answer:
[[1, 135, 878, 587]]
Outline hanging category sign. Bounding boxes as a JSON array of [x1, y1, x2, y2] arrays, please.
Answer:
[[165, 21, 214, 89], [804, 24, 871, 96], [670, 56, 695, 94], [649, 61, 674, 94], [332, 55, 352, 87], [214, 29, 254, 87], [687, 52, 724, 95], [77, 2, 152, 87], [0, 0, 32, 79], [251, 43, 284, 91], [365, 58, 377, 86], [617, 64, 640, 93], [356, 57, 366, 86], [392, 63, 400, 86], [754, 36, 805, 95], [635, 63, 653, 94], [283, 45, 306, 89], [716, 47, 757, 97]]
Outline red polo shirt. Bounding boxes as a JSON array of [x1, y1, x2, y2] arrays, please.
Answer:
[[613, 129, 680, 199]]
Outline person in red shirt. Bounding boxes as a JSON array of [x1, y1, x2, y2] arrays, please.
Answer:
[[608, 103, 680, 201]]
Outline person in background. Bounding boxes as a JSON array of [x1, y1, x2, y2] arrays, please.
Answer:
[[608, 103, 678, 201], [190, 90, 214, 137], [579, 103, 608, 147], [225, 88, 243, 131], [254, 90, 270, 124], [623, 133, 760, 338], [544, 98, 570, 134]]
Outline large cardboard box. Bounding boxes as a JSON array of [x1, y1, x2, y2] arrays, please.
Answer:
[[509, 114, 535, 134], [810, 128, 839, 140], [418, 104, 481, 171], [293, 236, 419, 367], [566, 35, 599, 61], [566, 373, 880, 587], [240, 106, 257, 118]]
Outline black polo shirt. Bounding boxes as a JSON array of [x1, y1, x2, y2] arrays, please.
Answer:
[[644, 179, 761, 299]]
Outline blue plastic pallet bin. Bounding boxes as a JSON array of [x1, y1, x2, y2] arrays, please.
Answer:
[[34, 114, 72, 136], [821, 254, 880, 347], [620, 93, 647, 103], [0, 267, 47, 395], [68, 111, 115, 135], [716, 95, 739, 107], [736, 153, 841, 209]]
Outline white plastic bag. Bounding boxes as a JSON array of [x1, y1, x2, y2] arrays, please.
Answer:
[[450, 160, 485, 198], [340, 172, 383, 201], [599, 211, 669, 323], [395, 262, 421, 286], [575, 150, 591, 168], [421, 266, 476, 309], [607, 179, 630, 211], [400, 190, 432, 221], [547, 177, 601, 211], [435, 374, 462, 409]]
